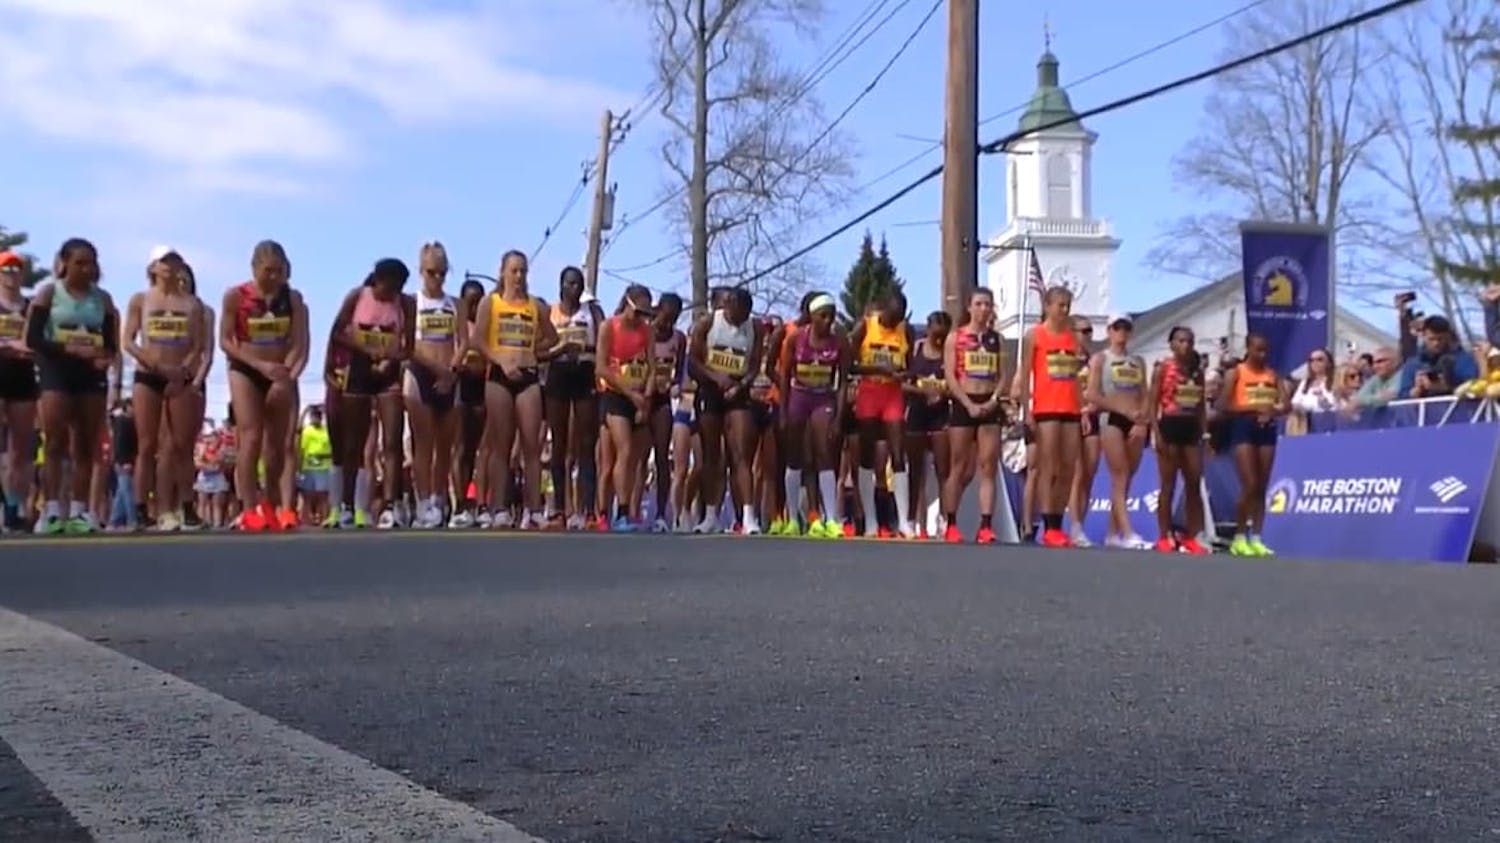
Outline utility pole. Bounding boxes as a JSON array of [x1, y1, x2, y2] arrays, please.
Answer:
[[583, 109, 617, 297], [939, 0, 979, 323]]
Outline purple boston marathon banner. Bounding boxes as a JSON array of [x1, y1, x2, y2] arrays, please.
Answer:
[[1239, 222, 1331, 373]]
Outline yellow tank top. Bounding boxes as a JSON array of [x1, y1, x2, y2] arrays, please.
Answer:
[[486, 294, 539, 363], [858, 316, 909, 384]]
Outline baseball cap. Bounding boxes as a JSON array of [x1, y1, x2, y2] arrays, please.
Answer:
[[0, 252, 23, 270], [1107, 312, 1133, 328], [148, 245, 182, 263]]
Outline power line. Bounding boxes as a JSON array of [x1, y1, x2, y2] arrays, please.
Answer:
[[789, 0, 942, 173], [532, 161, 595, 257], [853, 0, 1273, 196], [605, 0, 910, 251], [730, 0, 1425, 295]]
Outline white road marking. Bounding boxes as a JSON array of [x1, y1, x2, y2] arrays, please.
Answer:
[[0, 608, 544, 842]]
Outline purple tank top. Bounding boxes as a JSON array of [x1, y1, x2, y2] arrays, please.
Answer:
[[790, 327, 839, 393]]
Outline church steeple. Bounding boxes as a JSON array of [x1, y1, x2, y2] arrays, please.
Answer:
[[1018, 37, 1083, 134]]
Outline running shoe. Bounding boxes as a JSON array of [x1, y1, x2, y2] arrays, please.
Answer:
[[1247, 535, 1274, 557], [975, 526, 996, 544], [64, 513, 97, 535], [611, 515, 637, 533], [278, 508, 299, 530], [1154, 536, 1178, 553], [651, 517, 671, 533], [943, 523, 964, 543], [1039, 528, 1071, 548], [1177, 534, 1211, 555], [1228, 534, 1255, 556]]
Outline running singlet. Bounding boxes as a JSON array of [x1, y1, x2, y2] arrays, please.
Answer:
[[47, 284, 107, 351], [1158, 359, 1203, 416], [790, 328, 839, 393], [705, 310, 753, 377], [1029, 323, 1081, 414], [551, 304, 596, 363], [1232, 363, 1279, 412], [0, 298, 24, 344], [485, 294, 539, 363], [233, 282, 293, 346], [1100, 349, 1146, 398], [952, 327, 1000, 385], [415, 290, 457, 345], [858, 316, 909, 383], [350, 287, 401, 356], [606, 316, 650, 392], [908, 341, 944, 394], [652, 331, 682, 395], [144, 305, 191, 348]]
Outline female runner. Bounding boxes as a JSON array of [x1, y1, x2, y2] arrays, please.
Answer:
[[1217, 333, 1286, 557], [775, 293, 846, 537], [468, 250, 561, 529], [1011, 286, 1082, 549], [220, 240, 307, 532], [646, 292, 685, 532], [25, 238, 118, 534], [1084, 314, 1151, 549], [0, 252, 37, 532], [123, 247, 205, 530], [1148, 326, 1210, 554], [331, 258, 413, 529], [179, 262, 212, 529], [405, 243, 461, 529], [765, 296, 814, 534], [669, 340, 701, 532], [905, 310, 950, 538], [1067, 316, 1099, 547], [749, 318, 781, 533], [544, 266, 601, 528], [849, 292, 915, 538], [450, 278, 488, 526], [596, 285, 656, 530], [687, 286, 763, 534], [942, 289, 1004, 544]]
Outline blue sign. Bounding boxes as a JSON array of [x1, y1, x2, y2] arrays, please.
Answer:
[[1261, 423, 1499, 563], [1240, 223, 1331, 373]]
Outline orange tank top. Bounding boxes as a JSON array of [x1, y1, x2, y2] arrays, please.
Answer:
[[1030, 323, 1082, 414], [1231, 363, 1279, 412]]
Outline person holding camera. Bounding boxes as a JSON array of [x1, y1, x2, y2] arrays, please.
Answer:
[[1397, 314, 1477, 399]]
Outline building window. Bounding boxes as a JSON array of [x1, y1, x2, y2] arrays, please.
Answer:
[[1008, 160, 1018, 219], [1047, 154, 1072, 218]]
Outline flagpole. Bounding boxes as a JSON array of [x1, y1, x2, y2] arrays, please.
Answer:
[[1016, 234, 1032, 369]]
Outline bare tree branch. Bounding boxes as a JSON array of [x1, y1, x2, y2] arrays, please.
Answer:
[[637, 0, 855, 311], [1146, 0, 1388, 289]]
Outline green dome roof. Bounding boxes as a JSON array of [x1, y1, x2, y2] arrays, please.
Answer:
[[1018, 51, 1083, 134]]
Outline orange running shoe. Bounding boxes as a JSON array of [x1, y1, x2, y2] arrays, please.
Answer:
[[239, 507, 267, 532], [975, 526, 996, 544], [943, 523, 963, 543], [1177, 535, 1211, 555], [278, 508, 299, 530], [842, 521, 856, 538], [259, 502, 282, 531], [1154, 536, 1177, 553], [1039, 528, 1071, 548], [876, 525, 894, 539]]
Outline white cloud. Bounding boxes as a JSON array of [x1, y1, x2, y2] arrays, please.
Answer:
[[0, 0, 630, 191]]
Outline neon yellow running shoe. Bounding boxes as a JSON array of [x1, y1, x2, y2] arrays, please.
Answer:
[[1229, 534, 1255, 557], [1248, 536, 1275, 557]]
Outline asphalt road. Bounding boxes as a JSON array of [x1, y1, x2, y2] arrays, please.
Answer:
[[1, 532, 1498, 842]]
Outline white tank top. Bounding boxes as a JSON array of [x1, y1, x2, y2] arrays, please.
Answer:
[[551, 302, 597, 363], [705, 310, 754, 376], [414, 290, 458, 344]]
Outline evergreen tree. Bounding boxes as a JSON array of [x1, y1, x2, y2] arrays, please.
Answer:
[[0, 227, 50, 288], [839, 231, 903, 325], [1437, 26, 1499, 286]]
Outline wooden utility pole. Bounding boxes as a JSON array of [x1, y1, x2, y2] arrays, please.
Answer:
[[939, 0, 979, 323], [583, 109, 615, 296]]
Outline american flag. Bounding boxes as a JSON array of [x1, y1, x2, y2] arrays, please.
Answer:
[[1026, 248, 1047, 314]]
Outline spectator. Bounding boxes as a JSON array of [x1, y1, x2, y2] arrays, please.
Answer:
[[1481, 285, 1500, 346], [1356, 352, 1374, 379], [1290, 348, 1338, 415], [1333, 364, 1363, 410], [1353, 347, 1401, 409], [109, 399, 138, 529], [1397, 315, 1477, 399]]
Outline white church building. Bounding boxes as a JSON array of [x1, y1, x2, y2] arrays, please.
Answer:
[[983, 48, 1394, 366]]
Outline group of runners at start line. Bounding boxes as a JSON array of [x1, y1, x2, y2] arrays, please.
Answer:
[[0, 239, 1289, 556]]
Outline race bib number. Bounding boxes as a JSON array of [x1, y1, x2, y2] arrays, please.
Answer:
[[707, 346, 747, 376]]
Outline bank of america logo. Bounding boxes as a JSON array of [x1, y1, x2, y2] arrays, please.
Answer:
[[1430, 477, 1468, 503]]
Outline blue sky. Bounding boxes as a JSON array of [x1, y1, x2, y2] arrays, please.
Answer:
[[0, 0, 1400, 414]]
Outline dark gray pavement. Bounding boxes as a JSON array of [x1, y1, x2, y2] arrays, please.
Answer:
[[2, 532, 1499, 842]]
